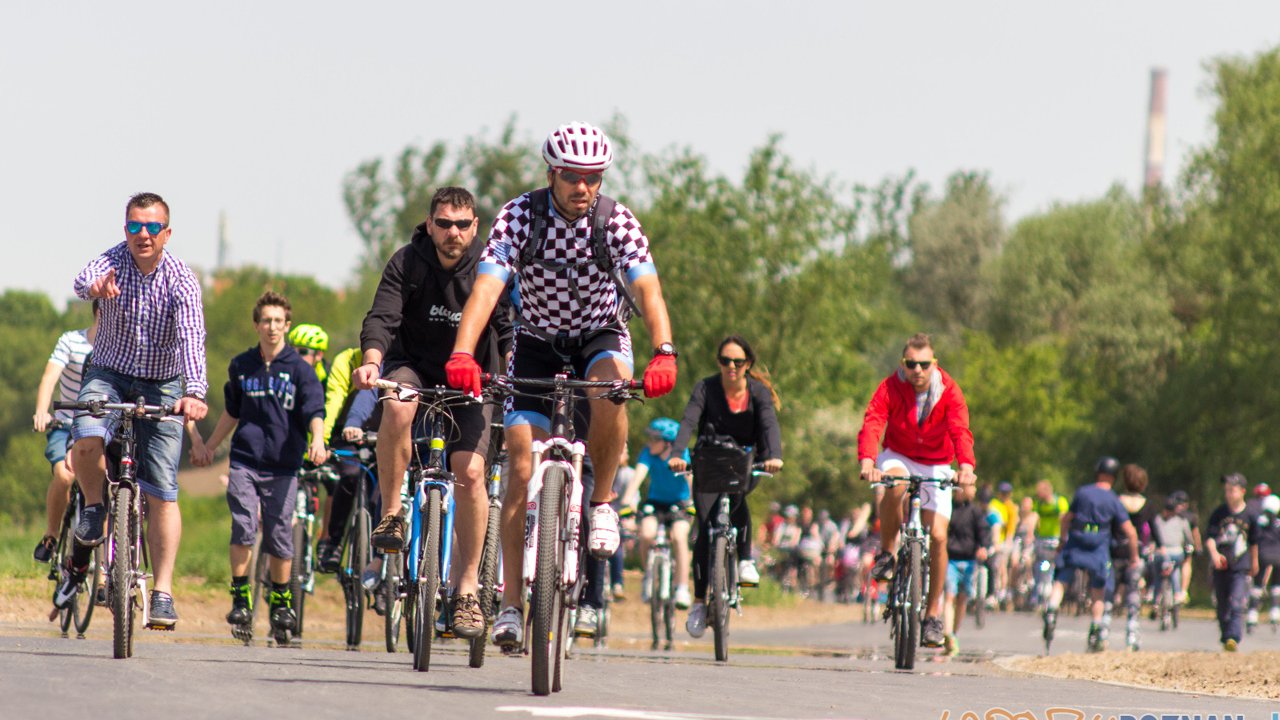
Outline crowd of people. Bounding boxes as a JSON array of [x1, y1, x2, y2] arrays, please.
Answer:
[[26, 119, 1272, 665]]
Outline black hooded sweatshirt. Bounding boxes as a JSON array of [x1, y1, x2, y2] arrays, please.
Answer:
[[361, 225, 513, 385]]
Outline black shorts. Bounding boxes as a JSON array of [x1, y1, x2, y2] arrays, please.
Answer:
[[504, 326, 632, 432], [382, 362, 493, 456]]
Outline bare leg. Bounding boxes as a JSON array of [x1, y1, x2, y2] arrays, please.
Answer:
[[450, 449, 488, 595], [375, 399, 415, 518], [45, 462, 75, 538], [146, 496, 181, 596]]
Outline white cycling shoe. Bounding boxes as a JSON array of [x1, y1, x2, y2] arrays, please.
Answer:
[[738, 559, 761, 586], [674, 585, 692, 610], [491, 606, 523, 648], [589, 505, 621, 558]]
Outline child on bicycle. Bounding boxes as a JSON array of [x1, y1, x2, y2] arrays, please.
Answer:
[[623, 417, 693, 609]]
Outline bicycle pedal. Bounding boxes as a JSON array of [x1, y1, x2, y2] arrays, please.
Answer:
[[146, 623, 176, 632], [738, 580, 759, 588]]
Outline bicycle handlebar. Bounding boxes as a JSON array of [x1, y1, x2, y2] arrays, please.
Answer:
[[869, 475, 958, 490], [53, 398, 181, 418], [482, 373, 644, 392], [374, 378, 477, 404]]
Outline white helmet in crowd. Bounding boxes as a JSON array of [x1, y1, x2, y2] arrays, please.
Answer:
[[542, 121, 613, 172]]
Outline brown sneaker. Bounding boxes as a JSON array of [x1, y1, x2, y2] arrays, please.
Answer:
[[371, 515, 405, 552], [452, 593, 486, 639]]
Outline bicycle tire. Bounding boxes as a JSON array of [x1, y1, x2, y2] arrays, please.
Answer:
[[111, 487, 133, 660], [413, 488, 442, 671], [894, 542, 922, 670], [648, 554, 663, 649], [345, 507, 370, 650], [711, 534, 730, 662], [384, 553, 403, 653], [532, 466, 566, 696], [73, 545, 103, 638], [471, 500, 502, 669], [55, 518, 75, 636], [291, 520, 307, 642]]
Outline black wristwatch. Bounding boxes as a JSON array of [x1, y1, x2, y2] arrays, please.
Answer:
[[654, 342, 678, 358]]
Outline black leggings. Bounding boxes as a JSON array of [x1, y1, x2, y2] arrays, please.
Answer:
[[326, 458, 369, 542], [692, 491, 752, 600]]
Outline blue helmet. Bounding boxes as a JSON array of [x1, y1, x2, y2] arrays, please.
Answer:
[[647, 417, 680, 442]]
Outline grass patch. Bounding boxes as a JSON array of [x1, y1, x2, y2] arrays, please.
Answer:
[[0, 493, 233, 585]]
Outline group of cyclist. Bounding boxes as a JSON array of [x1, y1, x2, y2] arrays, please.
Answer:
[[33, 120, 1268, 668]]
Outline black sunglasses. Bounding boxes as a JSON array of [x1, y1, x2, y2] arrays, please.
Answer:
[[718, 356, 748, 368], [433, 217, 475, 230], [125, 221, 167, 235], [902, 359, 934, 370], [557, 169, 604, 187]]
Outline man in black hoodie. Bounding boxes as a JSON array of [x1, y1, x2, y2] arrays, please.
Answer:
[[354, 186, 512, 638]]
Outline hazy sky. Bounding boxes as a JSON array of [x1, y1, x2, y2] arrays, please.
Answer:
[[4, 2, 1279, 306]]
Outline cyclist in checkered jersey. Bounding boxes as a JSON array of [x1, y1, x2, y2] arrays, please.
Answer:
[[448, 121, 678, 647]]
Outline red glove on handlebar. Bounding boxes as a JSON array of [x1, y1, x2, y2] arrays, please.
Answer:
[[643, 354, 677, 398], [445, 352, 482, 397]]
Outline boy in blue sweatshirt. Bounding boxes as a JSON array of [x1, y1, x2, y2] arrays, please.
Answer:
[[195, 291, 326, 643]]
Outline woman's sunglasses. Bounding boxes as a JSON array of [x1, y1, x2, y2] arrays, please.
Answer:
[[718, 356, 748, 368]]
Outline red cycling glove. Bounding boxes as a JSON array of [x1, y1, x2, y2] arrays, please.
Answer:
[[445, 352, 482, 397], [643, 354, 677, 398]]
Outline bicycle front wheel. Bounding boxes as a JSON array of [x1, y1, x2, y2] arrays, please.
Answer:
[[291, 519, 308, 642], [413, 488, 442, 671], [710, 534, 730, 662], [54, 519, 75, 636], [893, 542, 922, 670], [972, 566, 987, 629], [531, 466, 566, 696], [470, 499, 502, 669], [110, 487, 134, 660]]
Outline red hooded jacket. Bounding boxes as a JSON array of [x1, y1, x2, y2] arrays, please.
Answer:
[[856, 366, 976, 468]]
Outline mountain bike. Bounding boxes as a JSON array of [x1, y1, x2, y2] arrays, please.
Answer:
[[330, 435, 378, 651], [483, 372, 643, 696], [54, 398, 184, 659], [45, 420, 102, 639], [690, 435, 769, 663], [871, 474, 957, 671], [640, 502, 686, 651], [373, 379, 483, 671], [290, 461, 333, 645]]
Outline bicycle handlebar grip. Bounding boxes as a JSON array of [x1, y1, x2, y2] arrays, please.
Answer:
[[373, 379, 399, 390]]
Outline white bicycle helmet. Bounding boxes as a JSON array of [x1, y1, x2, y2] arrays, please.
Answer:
[[542, 121, 613, 172]]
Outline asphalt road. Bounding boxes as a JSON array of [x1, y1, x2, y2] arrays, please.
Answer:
[[2, 608, 1276, 720]]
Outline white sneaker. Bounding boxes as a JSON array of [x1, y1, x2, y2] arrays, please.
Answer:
[[738, 558, 761, 586], [491, 605, 523, 648], [674, 585, 692, 610], [1247, 608, 1259, 626], [686, 602, 707, 638], [589, 504, 621, 559]]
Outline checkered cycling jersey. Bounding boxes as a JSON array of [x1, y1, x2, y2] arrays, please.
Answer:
[[479, 192, 656, 337]]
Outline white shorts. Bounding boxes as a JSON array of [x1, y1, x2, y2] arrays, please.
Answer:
[[877, 449, 955, 520]]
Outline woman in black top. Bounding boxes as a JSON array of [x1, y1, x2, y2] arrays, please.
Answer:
[[668, 335, 783, 638]]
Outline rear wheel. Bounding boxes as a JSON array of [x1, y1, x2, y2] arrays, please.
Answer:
[[413, 489, 442, 671], [111, 488, 133, 660], [345, 506, 370, 650], [710, 534, 730, 662], [647, 554, 663, 649], [471, 500, 502, 668], [531, 467, 566, 696], [894, 542, 922, 670], [290, 520, 308, 642]]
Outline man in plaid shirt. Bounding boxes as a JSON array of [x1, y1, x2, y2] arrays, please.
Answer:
[[62, 192, 208, 629]]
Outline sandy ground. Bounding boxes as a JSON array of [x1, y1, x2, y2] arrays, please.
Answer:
[[1012, 650, 1280, 700]]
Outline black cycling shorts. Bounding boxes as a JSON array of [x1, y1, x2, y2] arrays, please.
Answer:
[[382, 362, 493, 456], [504, 326, 632, 432]]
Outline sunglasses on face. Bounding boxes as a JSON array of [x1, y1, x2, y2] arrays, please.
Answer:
[[295, 348, 317, 357], [557, 169, 604, 187], [125, 221, 167, 235], [718, 356, 748, 368], [902, 359, 934, 370], [432, 217, 475, 230]]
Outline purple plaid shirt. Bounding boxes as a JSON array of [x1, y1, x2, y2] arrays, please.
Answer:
[[73, 242, 208, 397]]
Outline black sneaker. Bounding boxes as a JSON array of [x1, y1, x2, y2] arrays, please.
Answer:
[[316, 538, 342, 573], [371, 515, 405, 553], [75, 503, 107, 547], [871, 550, 895, 581], [53, 564, 86, 609], [148, 591, 178, 629], [921, 616, 945, 648], [226, 583, 252, 626], [33, 535, 56, 563], [268, 588, 296, 632], [1086, 623, 1105, 653], [1042, 609, 1057, 643]]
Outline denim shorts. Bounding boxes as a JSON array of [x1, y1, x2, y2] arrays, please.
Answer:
[[71, 365, 185, 502], [946, 559, 977, 596], [45, 426, 72, 465]]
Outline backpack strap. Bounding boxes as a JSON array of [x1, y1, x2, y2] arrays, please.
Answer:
[[520, 189, 550, 268]]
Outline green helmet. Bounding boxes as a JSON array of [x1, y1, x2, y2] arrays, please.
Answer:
[[287, 323, 329, 351]]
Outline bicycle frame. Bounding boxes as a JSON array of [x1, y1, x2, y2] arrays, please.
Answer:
[[407, 410, 457, 588]]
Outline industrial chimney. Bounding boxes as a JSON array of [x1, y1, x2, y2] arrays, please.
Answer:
[[1143, 68, 1168, 190]]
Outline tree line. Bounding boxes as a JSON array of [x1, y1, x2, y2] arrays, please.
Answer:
[[2, 47, 1279, 525]]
